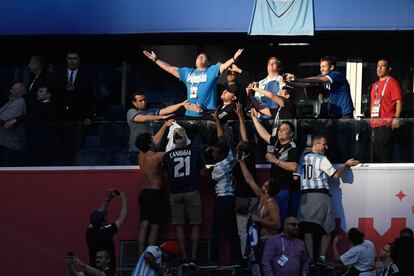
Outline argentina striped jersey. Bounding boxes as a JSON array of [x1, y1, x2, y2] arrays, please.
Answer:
[[131, 246, 162, 276], [212, 150, 236, 196], [297, 152, 336, 190]]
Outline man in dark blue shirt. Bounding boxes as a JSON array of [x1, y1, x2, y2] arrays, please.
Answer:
[[163, 127, 205, 268]]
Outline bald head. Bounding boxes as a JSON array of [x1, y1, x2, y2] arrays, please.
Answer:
[[284, 216, 299, 226], [10, 83, 26, 98], [284, 216, 300, 238]]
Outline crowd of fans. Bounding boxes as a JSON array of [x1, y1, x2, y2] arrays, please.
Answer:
[[0, 48, 406, 167], [0, 49, 409, 274]]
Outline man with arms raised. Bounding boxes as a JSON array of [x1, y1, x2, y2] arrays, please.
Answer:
[[135, 119, 174, 254], [143, 48, 243, 117], [162, 127, 205, 268], [238, 153, 281, 270]]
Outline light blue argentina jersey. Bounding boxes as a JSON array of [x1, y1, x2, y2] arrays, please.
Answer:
[[297, 152, 336, 190], [212, 150, 236, 196], [131, 246, 162, 276], [178, 64, 220, 117]]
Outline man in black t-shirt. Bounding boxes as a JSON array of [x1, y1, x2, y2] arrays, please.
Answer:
[[86, 189, 128, 270], [163, 127, 205, 267], [251, 118, 300, 225]]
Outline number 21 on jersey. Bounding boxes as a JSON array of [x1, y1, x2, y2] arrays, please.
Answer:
[[174, 156, 190, 177]]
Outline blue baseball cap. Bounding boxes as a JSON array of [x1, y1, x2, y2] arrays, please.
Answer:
[[89, 210, 108, 227]]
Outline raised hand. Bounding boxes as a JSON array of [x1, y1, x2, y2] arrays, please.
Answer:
[[143, 50, 158, 62], [233, 48, 244, 61], [345, 158, 360, 167]]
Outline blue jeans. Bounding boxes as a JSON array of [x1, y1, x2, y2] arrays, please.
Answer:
[[273, 190, 301, 225]]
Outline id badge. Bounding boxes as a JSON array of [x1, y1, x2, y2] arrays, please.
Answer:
[[190, 86, 198, 99], [371, 99, 381, 117], [276, 254, 289, 267]]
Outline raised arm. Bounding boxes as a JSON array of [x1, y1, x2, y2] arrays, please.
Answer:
[[238, 159, 261, 196], [67, 256, 106, 276], [152, 119, 174, 147], [332, 158, 360, 179], [235, 102, 248, 142], [143, 50, 179, 79], [97, 190, 116, 213], [133, 113, 174, 123], [211, 108, 224, 139], [219, 48, 244, 74], [159, 100, 187, 115], [114, 190, 128, 230], [285, 73, 329, 84], [251, 108, 271, 144]]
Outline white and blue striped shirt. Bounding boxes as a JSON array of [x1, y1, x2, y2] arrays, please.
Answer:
[[212, 150, 236, 197], [131, 246, 162, 276], [297, 152, 336, 190]]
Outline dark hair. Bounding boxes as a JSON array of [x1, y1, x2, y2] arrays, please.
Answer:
[[66, 51, 81, 57], [130, 90, 145, 102], [267, 177, 280, 197], [347, 228, 364, 245], [278, 121, 295, 135], [312, 135, 326, 146], [30, 55, 46, 67], [320, 56, 337, 69], [267, 57, 282, 72], [400, 227, 414, 238], [282, 85, 296, 102], [96, 249, 111, 260], [197, 51, 211, 62], [212, 142, 229, 156], [378, 57, 392, 68], [135, 133, 152, 153], [237, 141, 252, 154]]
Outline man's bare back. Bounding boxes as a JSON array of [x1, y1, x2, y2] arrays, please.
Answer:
[[139, 151, 165, 190]]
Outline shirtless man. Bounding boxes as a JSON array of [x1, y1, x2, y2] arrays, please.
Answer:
[[238, 156, 280, 267], [135, 119, 173, 254]]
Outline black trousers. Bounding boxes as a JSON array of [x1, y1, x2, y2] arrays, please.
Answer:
[[372, 125, 393, 163], [210, 196, 242, 262]]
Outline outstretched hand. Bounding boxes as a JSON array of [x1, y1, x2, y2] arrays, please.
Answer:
[[233, 48, 244, 61], [345, 158, 360, 167], [164, 118, 175, 127], [143, 50, 158, 62]]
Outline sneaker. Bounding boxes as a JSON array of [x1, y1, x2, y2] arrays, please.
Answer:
[[221, 260, 241, 268], [315, 258, 333, 268], [198, 260, 219, 269], [308, 259, 318, 268], [188, 259, 197, 269], [181, 259, 191, 267]]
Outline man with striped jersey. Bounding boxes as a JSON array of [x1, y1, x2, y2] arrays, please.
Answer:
[[131, 241, 182, 276], [297, 135, 359, 265]]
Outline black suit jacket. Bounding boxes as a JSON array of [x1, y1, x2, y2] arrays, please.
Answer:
[[25, 72, 50, 113], [54, 68, 93, 122]]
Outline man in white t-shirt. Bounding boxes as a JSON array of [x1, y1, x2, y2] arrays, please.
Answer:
[[131, 241, 182, 276], [335, 228, 376, 276], [254, 57, 285, 120]]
